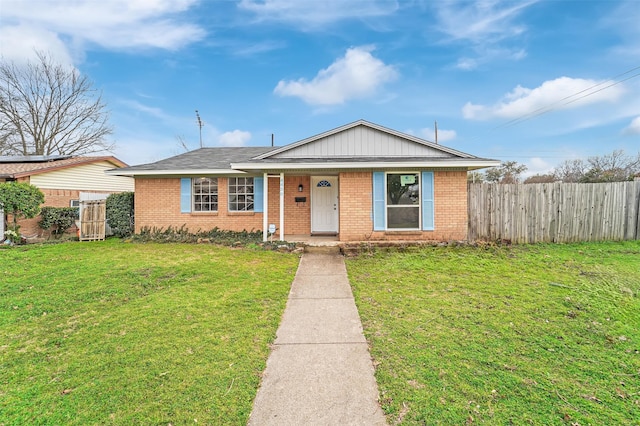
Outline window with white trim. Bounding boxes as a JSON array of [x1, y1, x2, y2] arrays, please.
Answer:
[[228, 177, 254, 211], [193, 177, 218, 212], [386, 173, 420, 229]]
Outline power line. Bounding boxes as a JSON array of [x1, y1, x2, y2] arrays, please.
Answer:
[[493, 65, 640, 129]]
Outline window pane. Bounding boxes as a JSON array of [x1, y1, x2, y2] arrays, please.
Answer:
[[192, 178, 218, 211], [228, 177, 254, 211], [387, 174, 419, 205], [387, 206, 419, 229]]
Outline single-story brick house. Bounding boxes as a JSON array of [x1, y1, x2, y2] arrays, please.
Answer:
[[1, 155, 134, 238], [109, 120, 499, 242]]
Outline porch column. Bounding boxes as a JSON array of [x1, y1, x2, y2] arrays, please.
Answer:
[[279, 172, 285, 241], [263, 172, 268, 242]]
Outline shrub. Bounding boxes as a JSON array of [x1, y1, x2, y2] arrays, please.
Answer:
[[39, 207, 79, 237], [0, 182, 45, 230], [106, 192, 134, 237], [132, 226, 293, 249]]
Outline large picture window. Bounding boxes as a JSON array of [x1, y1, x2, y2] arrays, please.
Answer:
[[193, 177, 218, 212], [386, 173, 420, 229], [228, 177, 254, 211]]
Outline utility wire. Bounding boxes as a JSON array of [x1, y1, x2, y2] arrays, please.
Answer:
[[493, 65, 640, 129]]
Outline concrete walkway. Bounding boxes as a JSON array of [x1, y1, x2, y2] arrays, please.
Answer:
[[248, 252, 387, 426]]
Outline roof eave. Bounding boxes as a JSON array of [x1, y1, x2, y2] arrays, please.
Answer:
[[231, 160, 501, 171], [105, 168, 249, 177]]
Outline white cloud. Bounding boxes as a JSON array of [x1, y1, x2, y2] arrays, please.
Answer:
[[274, 46, 397, 105], [218, 130, 252, 147], [455, 57, 478, 71], [431, 1, 537, 68], [432, 0, 537, 44], [0, 0, 204, 64], [238, 0, 398, 27], [0, 25, 75, 66], [521, 157, 554, 179], [420, 127, 457, 143], [118, 99, 175, 121], [623, 116, 640, 135], [463, 77, 626, 120]]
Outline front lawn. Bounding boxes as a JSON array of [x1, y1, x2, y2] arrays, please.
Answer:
[[347, 241, 640, 425], [0, 240, 298, 425]]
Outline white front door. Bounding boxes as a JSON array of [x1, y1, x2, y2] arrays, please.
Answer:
[[311, 176, 339, 234]]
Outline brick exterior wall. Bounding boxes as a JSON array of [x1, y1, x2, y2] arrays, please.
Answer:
[[8, 177, 119, 237], [338, 171, 468, 242], [135, 176, 312, 237], [135, 177, 257, 233], [133, 171, 469, 242]]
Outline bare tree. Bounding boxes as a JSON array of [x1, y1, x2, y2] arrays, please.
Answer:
[[553, 150, 640, 183], [175, 135, 191, 153], [0, 52, 113, 156], [553, 158, 588, 183], [584, 149, 640, 182]]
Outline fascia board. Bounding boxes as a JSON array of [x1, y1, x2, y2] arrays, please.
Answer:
[[231, 160, 501, 170], [104, 169, 247, 177]]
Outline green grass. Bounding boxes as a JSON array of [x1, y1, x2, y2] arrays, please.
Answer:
[[0, 240, 299, 425], [347, 241, 640, 425]]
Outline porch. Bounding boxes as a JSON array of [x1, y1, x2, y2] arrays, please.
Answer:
[[284, 234, 341, 246]]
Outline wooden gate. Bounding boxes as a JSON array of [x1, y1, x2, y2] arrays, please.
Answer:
[[80, 200, 106, 241]]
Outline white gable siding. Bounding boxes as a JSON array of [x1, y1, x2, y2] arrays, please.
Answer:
[[30, 161, 134, 192], [272, 126, 453, 158]]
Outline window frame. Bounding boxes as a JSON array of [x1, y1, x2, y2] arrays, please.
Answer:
[[192, 177, 218, 212], [385, 172, 421, 230], [228, 177, 255, 212]]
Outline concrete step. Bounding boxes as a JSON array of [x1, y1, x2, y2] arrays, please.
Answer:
[[304, 245, 341, 254]]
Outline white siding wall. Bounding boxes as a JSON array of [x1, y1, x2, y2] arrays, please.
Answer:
[[273, 127, 453, 158], [30, 161, 134, 192]]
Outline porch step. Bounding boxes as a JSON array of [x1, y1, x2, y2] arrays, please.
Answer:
[[304, 245, 341, 254]]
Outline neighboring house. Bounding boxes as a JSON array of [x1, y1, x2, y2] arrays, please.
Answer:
[[0, 155, 134, 237], [109, 120, 499, 242]]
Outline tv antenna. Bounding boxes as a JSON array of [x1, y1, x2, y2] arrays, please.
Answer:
[[195, 110, 203, 148]]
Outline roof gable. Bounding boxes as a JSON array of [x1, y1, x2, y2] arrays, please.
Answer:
[[257, 120, 473, 160]]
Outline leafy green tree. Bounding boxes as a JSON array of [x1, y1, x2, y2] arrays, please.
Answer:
[[0, 182, 45, 232], [485, 161, 528, 184], [467, 171, 485, 183]]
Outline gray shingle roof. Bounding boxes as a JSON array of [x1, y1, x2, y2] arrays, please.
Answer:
[[115, 147, 276, 172]]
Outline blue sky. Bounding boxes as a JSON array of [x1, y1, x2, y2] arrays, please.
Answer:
[[2, 0, 639, 176]]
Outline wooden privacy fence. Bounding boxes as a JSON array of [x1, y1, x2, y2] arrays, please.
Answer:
[[80, 200, 106, 241], [468, 181, 640, 243]]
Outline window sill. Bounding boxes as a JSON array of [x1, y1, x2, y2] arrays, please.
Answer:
[[384, 230, 423, 235], [227, 211, 256, 216], [189, 211, 219, 216]]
